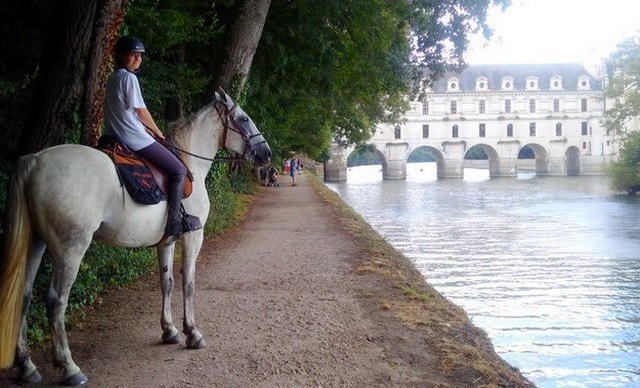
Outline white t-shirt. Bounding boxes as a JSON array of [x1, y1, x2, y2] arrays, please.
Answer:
[[104, 68, 155, 151]]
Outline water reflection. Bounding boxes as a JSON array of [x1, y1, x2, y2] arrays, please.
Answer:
[[330, 163, 640, 387]]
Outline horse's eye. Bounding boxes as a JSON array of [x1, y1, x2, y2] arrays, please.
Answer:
[[242, 117, 249, 122]]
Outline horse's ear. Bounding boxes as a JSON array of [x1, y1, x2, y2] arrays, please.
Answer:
[[214, 87, 232, 107], [215, 87, 227, 101]]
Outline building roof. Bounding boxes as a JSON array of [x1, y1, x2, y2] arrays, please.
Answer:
[[430, 63, 601, 93]]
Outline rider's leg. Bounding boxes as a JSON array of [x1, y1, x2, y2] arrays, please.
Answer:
[[137, 142, 200, 242]]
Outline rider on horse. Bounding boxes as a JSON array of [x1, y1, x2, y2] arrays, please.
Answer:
[[104, 36, 201, 244]]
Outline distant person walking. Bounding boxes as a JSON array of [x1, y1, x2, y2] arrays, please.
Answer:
[[283, 158, 290, 175], [289, 156, 298, 186]]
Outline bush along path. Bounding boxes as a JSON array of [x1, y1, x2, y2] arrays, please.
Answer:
[[0, 170, 533, 387]]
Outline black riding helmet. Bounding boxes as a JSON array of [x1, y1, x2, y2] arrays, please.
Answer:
[[114, 36, 145, 68]]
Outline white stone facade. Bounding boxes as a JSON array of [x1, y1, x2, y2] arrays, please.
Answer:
[[325, 64, 618, 181]]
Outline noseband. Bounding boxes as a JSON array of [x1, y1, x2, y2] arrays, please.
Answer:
[[214, 100, 268, 162]]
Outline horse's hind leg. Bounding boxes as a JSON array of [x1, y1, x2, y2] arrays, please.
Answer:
[[46, 239, 91, 386], [157, 243, 181, 344], [14, 237, 46, 384]]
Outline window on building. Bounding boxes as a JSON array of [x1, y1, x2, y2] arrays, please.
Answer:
[[479, 100, 486, 114], [505, 99, 511, 113], [556, 123, 562, 136], [529, 99, 536, 113], [553, 98, 560, 112], [581, 121, 588, 135], [507, 123, 513, 137], [422, 124, 429, 138], [394, 125, 401, 139], [529, 122, 536, 137], [422, 101, 429, 115], [450, 100, 457, 114], [479, 123, 486, 137], [581, 98, 587, 112], [583, 142, 587, 149], [452, 124, 459, 138]]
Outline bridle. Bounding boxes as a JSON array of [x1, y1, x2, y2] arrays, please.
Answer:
[[168, 99, 267, 163]]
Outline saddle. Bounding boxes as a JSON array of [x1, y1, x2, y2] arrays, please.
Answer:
[[97, 135, 193, 205]]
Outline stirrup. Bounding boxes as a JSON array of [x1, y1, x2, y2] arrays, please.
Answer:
[[180, 205, 202, 233], [182, 213, 203, 233]]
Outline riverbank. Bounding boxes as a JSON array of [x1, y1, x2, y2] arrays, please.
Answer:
[[0, 170, 533, 387]]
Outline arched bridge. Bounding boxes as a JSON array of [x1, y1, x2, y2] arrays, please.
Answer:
[[324, 129, 615, 181]]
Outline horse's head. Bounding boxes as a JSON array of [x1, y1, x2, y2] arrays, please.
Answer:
[[214, 88, 272, 166]]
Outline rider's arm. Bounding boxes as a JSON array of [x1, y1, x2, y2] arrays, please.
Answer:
[[135, 107, 165, 140]]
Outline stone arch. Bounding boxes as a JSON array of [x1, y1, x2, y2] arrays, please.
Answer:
[[566, 146, 581, 175], [345, 144, 388, 172], [465, 143, 501, 177], [407, 145, 445, 178], [519, 143, 549, 175]]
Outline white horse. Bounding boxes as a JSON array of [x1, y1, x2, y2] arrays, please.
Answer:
[[0, 89, 271, 386]]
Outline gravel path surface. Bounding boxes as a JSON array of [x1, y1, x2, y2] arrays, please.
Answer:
[[0, 171, 529, 387]]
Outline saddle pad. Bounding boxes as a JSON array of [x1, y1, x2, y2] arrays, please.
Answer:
[[97, 136, 193, 205]]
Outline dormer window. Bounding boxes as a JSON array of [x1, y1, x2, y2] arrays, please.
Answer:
[[550, 75, 563, 91], [475, 76, 489, 91], [577, 75, 591, 90], [447, 77, 460, 92], [501, 76, 514, 91], [526, 76, 539, 91]]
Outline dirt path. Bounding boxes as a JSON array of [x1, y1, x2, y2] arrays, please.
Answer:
[[1, 171, 532, 387]]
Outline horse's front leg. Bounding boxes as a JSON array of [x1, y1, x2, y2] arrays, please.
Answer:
[[181, 231, 206, 349], [157, 243, 180, 345]]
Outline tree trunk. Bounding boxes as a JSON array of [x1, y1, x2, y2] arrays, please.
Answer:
[[19, 0, 98, 155], [206, 0, 271, 101], [19, 0, 126, 154], [81, 0, 128, 147]]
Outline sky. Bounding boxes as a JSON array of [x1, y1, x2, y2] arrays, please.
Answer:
[[465, 0, 640, 69]]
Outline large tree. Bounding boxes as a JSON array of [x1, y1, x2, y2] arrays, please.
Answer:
[[19, 0, 127, 155], [602, 34, 640, 195], [602, 35, 640, 135], [209, 0, 272, 98]]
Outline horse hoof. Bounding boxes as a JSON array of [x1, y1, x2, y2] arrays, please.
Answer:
[[187, 337, 207, 349], [21, 369, 42, 384], [62, 371, 88, 387], [162, 330, 181, 345]]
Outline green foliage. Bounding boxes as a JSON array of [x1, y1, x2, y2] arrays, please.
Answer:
[[246, 0, 505, 161], [608, 131, 640, 195], [246, 0, 412, 159], [204, 157, 259, 235], [603, 35, 640, 134], [123, 0, 223, 118]]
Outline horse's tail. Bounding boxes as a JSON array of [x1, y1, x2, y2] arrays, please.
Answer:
[[0, 155, 36, 369]]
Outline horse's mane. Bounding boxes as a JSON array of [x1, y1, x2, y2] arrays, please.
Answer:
[[167, 102, 216, 149], [167, 113, 195, 147]]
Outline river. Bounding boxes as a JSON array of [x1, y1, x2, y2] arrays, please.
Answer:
[[325, 162, 640, 388]]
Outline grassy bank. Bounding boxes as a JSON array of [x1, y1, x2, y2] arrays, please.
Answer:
[[308, 173, 533, 387]]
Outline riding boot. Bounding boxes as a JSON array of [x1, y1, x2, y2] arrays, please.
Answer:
[[162, 175, 185, 244], [161, 175, 202, 244]]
